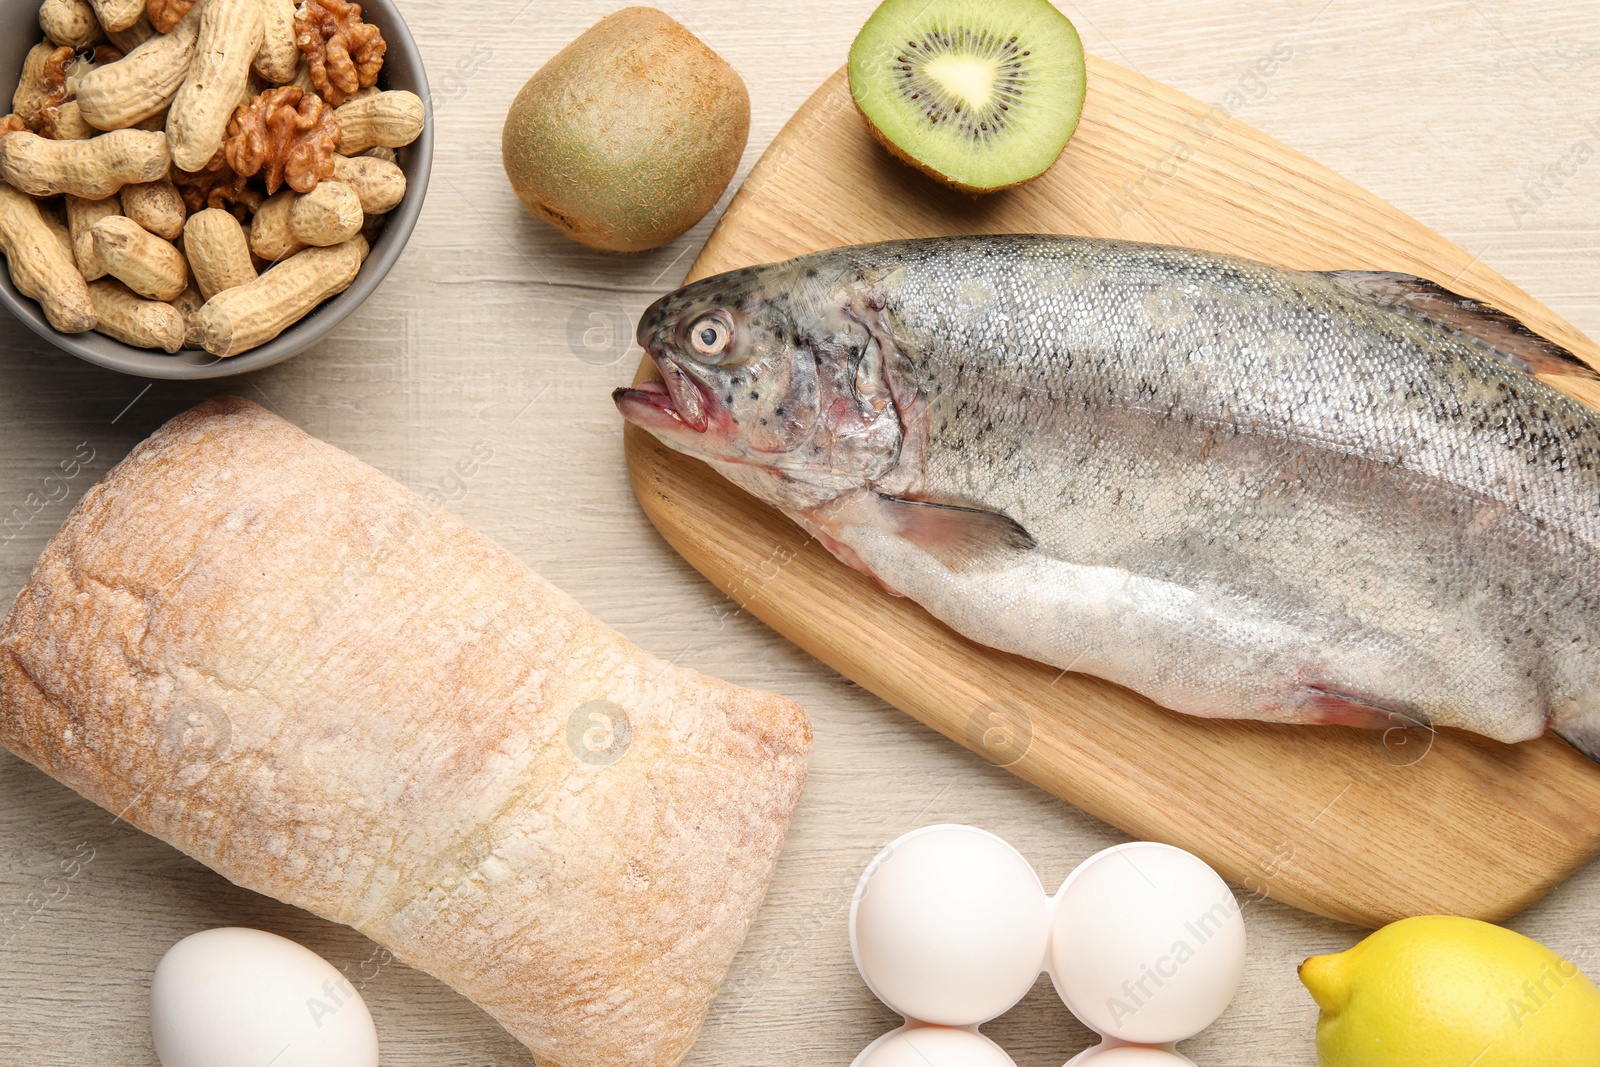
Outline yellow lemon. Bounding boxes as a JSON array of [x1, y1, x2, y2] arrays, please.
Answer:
[[1299, 915, 1600, 1066]]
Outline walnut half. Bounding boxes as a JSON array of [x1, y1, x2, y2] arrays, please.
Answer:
[[295, 0, 386, 108], [35, 46, 77, 131], [147, 0, 197, 35], [173, 152, 266, 222], [224, 86, 342, 196]]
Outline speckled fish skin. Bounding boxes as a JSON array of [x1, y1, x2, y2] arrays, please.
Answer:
[[614, 234, 1600, 759]]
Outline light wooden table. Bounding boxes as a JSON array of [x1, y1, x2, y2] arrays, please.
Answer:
[[2, 1, 1597, 1064]]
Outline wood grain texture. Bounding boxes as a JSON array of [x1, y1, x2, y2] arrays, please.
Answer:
[[627, 59, 1600, 928], [2, 2, 1599, 1066]]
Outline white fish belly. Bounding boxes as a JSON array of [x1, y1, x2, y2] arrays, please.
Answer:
[[866, 534, 1548, 744]]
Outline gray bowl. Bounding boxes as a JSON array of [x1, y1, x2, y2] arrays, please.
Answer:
[[0, 0, 433, 379]]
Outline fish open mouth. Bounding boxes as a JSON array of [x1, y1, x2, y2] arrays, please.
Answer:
[[613, 353, 709, 433]]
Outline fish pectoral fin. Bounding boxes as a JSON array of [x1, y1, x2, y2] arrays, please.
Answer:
[[1328, 270, 1599, 381], [1298, 685, 1434, 733], [875, 494, 1037, 572]]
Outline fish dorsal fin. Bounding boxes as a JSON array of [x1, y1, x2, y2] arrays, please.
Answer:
[[875, 494, 1037, 572], [1328, 270, 1599, 381]]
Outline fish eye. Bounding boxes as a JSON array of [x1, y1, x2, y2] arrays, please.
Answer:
[[688, 314, 732, 359]]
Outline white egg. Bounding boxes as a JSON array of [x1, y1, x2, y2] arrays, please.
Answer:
[[150, 927, 379, 1067], [850, 824, 1050, 1026], [1049, 842, 1245, 1044], [852, 1025, 1018, 1067], [1064, 1043, 1198, 1066]]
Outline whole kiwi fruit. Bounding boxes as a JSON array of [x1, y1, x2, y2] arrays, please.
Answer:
[[501, 8, 750, 252]]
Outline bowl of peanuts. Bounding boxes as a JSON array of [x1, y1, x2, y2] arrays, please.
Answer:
[[0, 0, 432, 378]]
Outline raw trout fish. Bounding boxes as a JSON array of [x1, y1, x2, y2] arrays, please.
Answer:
[[615, 235, 1600, 759]]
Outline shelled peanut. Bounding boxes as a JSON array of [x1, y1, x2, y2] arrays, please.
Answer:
[[288, 179, 361, 246], [76, 3, 201, 131], [0, 181, 94, 332], [188, 235, 367, 356], [39, 0, 104, 50], [184, 207, 255, 299], [253, 0, 299, 86], [166, 0, 264, 172], [0, 130, 170, 198], [247, 189, 302, 262], [64, 191, 119, 279], [0, 0, 423, 357], [120, 174, 184, 239], [39, 200, 74, 263], [42, 100, 96, 140], [90, 214, 186, 300], [88, 0, 145, 35], [334, 91, 424, 155], [331, 151, 406, 214], [88, 278, 185, 351], [104, 13, 154, 54]]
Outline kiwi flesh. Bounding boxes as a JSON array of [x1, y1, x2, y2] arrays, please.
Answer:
[[848, 0, 1086, 193], [501, 7, 750, 253]]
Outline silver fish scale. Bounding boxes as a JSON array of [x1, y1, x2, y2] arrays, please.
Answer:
[[865, 237, 1600, 545], [842, 236, 1600, 742], [628, 235, 1600, 756]]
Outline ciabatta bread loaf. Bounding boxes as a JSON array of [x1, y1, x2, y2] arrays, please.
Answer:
[[0, 398, 811, 1067]]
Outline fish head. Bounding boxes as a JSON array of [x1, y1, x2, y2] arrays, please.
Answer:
[[614, 261, 905, 510]]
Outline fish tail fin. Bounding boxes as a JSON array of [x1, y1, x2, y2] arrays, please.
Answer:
[[1327, 270, 1600, 382], [1553, 722, 1600, 764]]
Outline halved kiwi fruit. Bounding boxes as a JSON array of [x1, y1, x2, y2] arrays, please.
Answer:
[[848, 0, 1087, 194]]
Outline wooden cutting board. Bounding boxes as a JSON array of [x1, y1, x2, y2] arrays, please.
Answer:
[[624, 60, 1600, 928]]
